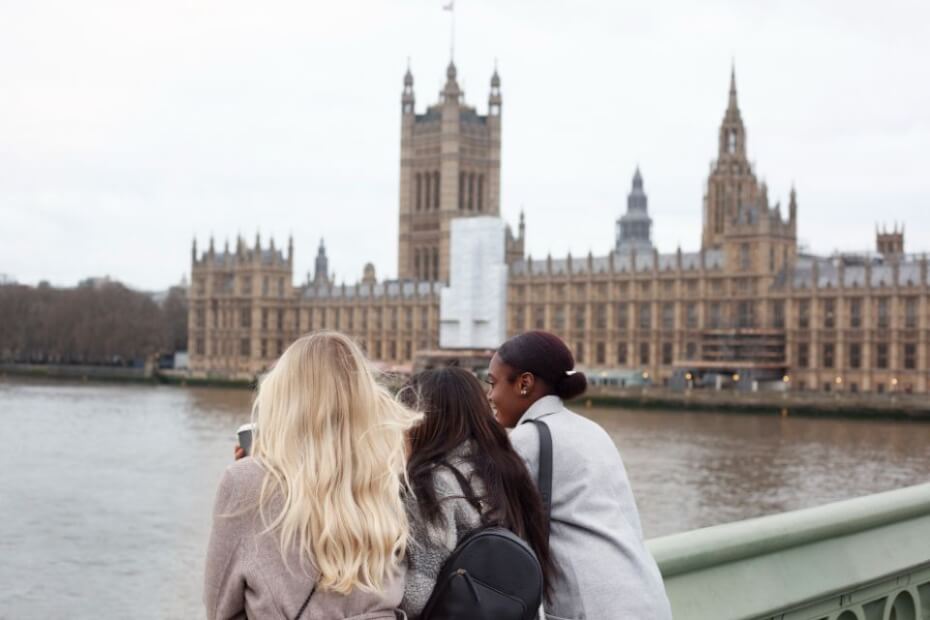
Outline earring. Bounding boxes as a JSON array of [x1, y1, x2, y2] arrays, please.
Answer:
[[521, 388, 528, 396]]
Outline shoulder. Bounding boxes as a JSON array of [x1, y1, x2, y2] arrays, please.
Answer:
[[214, 457, 266, 514]]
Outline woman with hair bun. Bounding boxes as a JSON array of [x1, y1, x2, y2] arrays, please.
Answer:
[[487, 331, 671, 620]]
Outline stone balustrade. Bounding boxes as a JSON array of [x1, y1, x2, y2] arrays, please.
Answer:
[[647, 483, 930, 619]]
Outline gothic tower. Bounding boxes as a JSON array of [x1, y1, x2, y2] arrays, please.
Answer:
[[397, 62, 502, 282], [702, 66, 753, 250], [702, 67, 796, 277], [615, 167, 654, 254]]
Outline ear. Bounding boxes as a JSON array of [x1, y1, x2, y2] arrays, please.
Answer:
[[520, 372, 535, 395]]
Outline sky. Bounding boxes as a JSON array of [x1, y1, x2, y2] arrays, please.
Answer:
[[1, 0, 928, 291]]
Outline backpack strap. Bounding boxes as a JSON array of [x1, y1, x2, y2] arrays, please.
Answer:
[[293, 583, 316, 620], [526, 419, 553, 540]]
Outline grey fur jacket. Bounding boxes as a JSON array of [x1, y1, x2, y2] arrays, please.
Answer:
[[400, 441, 489, 619]]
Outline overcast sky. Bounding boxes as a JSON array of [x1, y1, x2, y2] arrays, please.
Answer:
[[1, 0, 928, 290]]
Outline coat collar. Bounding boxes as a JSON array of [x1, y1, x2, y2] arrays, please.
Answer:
[[517, 394, 563, 425]]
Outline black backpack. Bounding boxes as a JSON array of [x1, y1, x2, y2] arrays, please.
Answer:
[[420, 420, 554, 620]]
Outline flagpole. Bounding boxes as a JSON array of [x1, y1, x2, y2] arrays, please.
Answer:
[[443, 0, 455, 61]]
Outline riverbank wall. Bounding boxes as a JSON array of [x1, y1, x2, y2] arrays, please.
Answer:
[[0, 362, 155, 384], [4, 363, 929, 420], [581, 386, 930, 421]]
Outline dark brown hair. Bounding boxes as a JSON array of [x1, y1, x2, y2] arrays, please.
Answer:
[[401, 367, 556, 599], [497, 330, 588, 400]]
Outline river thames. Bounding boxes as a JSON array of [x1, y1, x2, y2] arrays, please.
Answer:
[[2, 378, 928, 618]]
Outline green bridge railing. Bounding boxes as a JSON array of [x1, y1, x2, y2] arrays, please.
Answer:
[[646, 483, 930, 620]]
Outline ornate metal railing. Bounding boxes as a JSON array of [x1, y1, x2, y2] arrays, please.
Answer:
[[646, 483, 930, 620]]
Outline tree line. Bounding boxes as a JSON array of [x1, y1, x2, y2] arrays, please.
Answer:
[[0, 280, 187, 365]]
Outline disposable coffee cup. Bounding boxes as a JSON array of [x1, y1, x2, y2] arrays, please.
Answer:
[[237, 423, 256, 456]]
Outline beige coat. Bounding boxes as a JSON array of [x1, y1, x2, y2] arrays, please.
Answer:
[[203, 458, 405, 620]]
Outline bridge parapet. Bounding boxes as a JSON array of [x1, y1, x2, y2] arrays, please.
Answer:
[[647, 483, 930, 619]]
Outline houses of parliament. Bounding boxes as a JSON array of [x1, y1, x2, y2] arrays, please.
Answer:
[[188, 62, 930, 395]]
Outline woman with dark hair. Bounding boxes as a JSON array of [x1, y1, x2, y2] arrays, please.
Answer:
[[399, 366, 555, 619], [488, 331, 671, 620]]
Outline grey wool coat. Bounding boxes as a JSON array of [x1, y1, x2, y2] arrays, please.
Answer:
[[203, 457, 405, 620], [508, 396, 672, 620]]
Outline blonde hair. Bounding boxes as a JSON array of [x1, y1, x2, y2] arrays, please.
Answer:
[[250, 331, 422, 594]]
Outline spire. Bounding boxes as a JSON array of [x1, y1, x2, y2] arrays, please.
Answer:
[[314, 238, 329, 286], [191, 237, 197, 261], [728, 62, 738, 112], [519, 209, 525, 238], [402, 59, 415, 114], [404, 58, 413, 86]]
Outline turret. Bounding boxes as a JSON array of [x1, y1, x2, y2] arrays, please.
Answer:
[[314, 238, 330, 286], [402, 63, 415, 115], [191, 237, 197, 263], [489, 66, 501, 117]]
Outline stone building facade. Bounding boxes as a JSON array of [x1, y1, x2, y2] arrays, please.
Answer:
[[190, 64, 930, 393], [188, 62, 508, 378], [507, 69, 930, 394]]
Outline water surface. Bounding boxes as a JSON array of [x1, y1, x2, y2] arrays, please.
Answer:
[[1, 379, 927, 618]]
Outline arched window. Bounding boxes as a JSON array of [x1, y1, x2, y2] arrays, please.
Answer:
[[432, 247, 439, 280], [468, 173, 475, 210], [414, 249, 421, 280], [477, 175, 484, 211], [728, 130, 737, 154], [415, 174, 421, 211], [423, 173, 430, 212], [433, 171, 440, 209], [459, 172, 465, 210]]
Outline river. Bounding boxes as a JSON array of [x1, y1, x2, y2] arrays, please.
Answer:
[[1, 378, 927, 618]]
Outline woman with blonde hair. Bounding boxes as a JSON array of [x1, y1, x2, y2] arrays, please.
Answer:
[[204, 331, 422, 620]]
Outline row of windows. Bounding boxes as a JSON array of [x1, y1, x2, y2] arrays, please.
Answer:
[[192, 338, 283, 359], [796, 342, 919, 370], [196, 305, 435, 332], [194, 336, 437, 363], [301, 306, 433, 332], [568, 341, 695, 366], [511, 297, 926, 331], [413, 170, 487, 212], [797, 297, 921, 329], [192, 275, 287, 298]]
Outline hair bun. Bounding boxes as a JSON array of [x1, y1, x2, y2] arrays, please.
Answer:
[[555, 371, 587, 400]]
